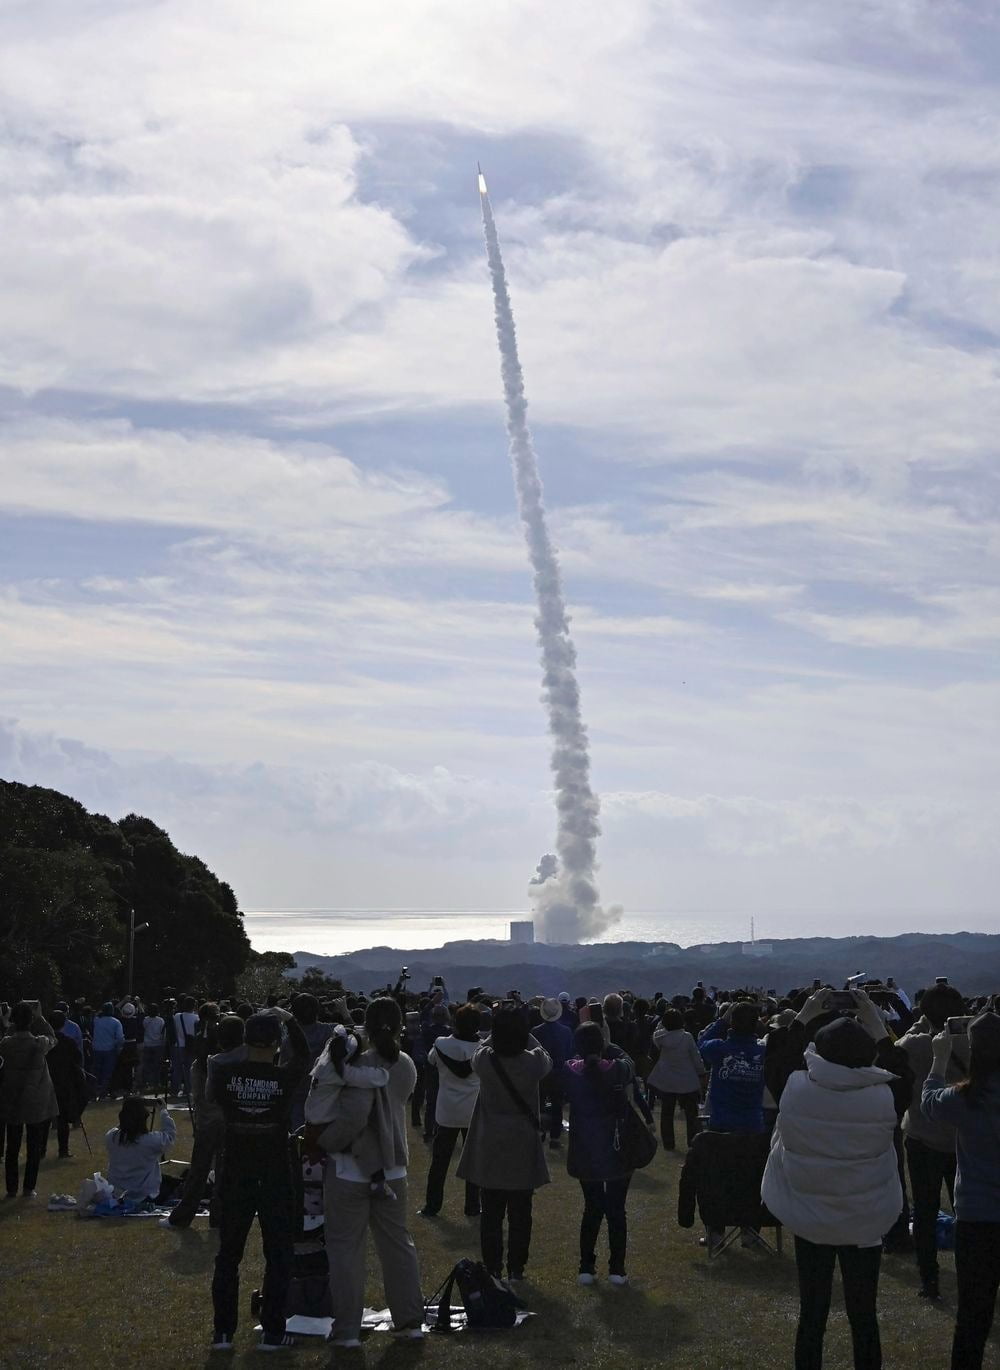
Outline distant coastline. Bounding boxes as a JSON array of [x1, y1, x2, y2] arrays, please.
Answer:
[[243, 906, 996, 960], [285, 928, 1000, 998]]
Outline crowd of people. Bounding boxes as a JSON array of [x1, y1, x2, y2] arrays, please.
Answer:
[[1, 973, 998, 1367]]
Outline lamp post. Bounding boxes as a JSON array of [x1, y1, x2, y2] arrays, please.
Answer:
[[127, 908, 150, 998]]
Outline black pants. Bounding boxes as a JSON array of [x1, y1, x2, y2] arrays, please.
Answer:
[[172, 1119, 224, 1226], [579, 1176, 631, 1275], [540, 1079, 564, 1141], [410, 1061, 426, 1126], [952, 1220, 1000, 1370], [424, 1126, 479, 1215], [39, 1115, 74, 1158], [480, 1188, 533, 1279], [211, 1159, 294, 1339], [905, 1137, 955, 1287], [5, 1122, 46, 1196], [658, 1091, 701, 1149], [793, 1235, 882, 1370], [423, 1067, 439, 1141]]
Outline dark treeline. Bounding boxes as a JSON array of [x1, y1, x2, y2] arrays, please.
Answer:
[[0, 779, 251, 1003]]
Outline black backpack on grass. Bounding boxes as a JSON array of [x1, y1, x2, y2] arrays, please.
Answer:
[[427, 1258, 523, 1332]]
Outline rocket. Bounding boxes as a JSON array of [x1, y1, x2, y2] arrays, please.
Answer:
[[477, 162, 488, 196]]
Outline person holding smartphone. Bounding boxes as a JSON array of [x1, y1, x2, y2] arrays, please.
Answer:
[[897, 981, 969, 1299], [922, 1009, 1000, 1370]]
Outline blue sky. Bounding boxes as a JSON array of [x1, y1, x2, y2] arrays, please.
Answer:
[[2, 1, 998, 938]]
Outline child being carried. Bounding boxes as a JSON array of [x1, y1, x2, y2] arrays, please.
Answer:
[[304, 1025, 395, 1199]]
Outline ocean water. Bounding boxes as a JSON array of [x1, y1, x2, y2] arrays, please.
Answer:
[[241, 907, 990, 958]]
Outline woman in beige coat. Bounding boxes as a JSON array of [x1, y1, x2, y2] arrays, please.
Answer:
[[1, 1001, 58, 1198], [457, 1006, 551, 1282]]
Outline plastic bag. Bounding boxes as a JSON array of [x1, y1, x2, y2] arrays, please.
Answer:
[[76, 1172, 114, 1210]]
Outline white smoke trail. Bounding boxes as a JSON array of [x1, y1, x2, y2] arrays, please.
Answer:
[[478, 170, 619, 943]]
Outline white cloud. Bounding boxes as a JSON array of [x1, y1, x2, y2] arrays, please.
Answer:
[[1, 2, 999, 927]]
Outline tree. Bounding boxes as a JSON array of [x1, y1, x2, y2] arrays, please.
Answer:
[[0, 780, 252, 1003], [234, 949, 297, 1005]]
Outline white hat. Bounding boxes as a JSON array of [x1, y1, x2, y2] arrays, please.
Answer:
[[540, 998, 561, 1022]]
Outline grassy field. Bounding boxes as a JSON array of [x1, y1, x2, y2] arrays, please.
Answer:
[[2, 1099, 965, 1369]]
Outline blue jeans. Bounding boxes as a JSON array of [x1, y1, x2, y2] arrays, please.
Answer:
[[93, 1049, 119, 1096]]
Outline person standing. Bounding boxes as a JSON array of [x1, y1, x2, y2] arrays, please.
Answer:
[[420, 1003, 482, 1217], [0, 1002, 58, 1198], [698, 1002, 766, 1134], [172, 997, 199, 1100], [535, 999, 574, 1150], [648, 1007, 706, 1150], [896, 982, 968, 1299], [456, 1006, 551, 1283], [319, 997, 425, 1348], [562, 1022, 645, 1286], [922, 1010, 1000, 1370], [762, 1012, 901, 1370], [207, 1012, 309, 1353], [44, 1010, 88, 1159], [91, 1002, 124, 1100], [139, 1002, 166, 1093]]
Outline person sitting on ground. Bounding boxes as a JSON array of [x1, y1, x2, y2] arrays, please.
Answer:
[[922, 1008, 1000, 1370], [648, 1007, 706, 1150], [304, 1026, 393, 1199], [897, 982, 969, 1300], [762, 1011, 901, 1370], [105, 1097, 177, 1202], [421, 1002, 482, 1216]]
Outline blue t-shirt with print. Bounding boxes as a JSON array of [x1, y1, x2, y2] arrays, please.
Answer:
[[699, 1032, 766, 1133]]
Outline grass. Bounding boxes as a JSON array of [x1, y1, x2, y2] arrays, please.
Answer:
[[2, 1099, 965, 1369]]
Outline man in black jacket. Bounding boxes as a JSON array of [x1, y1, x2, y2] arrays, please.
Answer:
[[207, 1012, 308, 1353]]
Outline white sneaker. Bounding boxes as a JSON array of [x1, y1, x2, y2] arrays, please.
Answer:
[[210, 1334, 234, 1351], [577, 1271, 597, 1286], [608, 1274, 629, 1286]]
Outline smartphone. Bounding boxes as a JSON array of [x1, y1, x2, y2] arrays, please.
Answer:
[[825, 991, 856, 1013], [936, 977, 949, 986], [947, 1016, 971, 1035]]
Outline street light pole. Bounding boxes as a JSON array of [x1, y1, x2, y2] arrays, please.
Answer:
[[127, 908, 150, 998]]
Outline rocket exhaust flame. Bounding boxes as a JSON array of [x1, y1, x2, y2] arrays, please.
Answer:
[[477, 167, 619, 944]]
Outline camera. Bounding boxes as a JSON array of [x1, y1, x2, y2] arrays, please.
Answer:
[[400, 967, 410, 980], [947, 1016, 971, 1035], [936, 976, 949, 986], [433, 975, 444, 987]]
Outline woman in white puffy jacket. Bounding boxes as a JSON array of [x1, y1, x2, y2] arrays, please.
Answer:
[[762, 1004, 901, 1370]]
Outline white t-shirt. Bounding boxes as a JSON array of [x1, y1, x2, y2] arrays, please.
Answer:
[[174, 1011, 198, 1047]]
